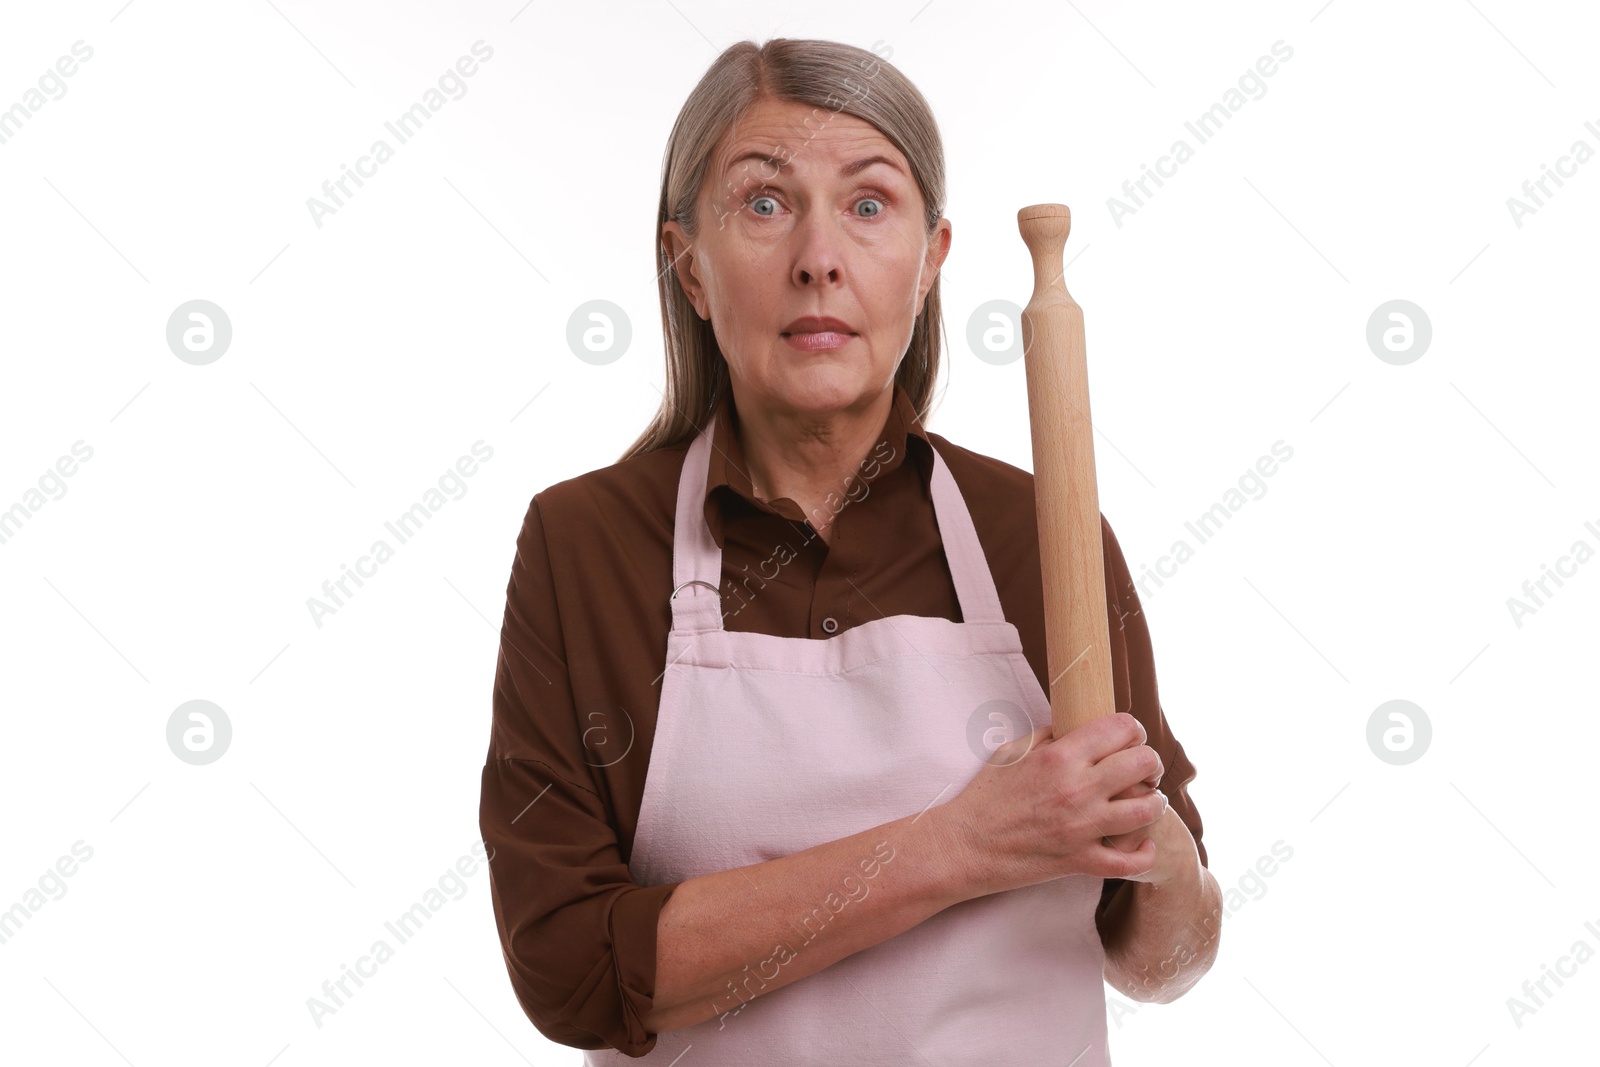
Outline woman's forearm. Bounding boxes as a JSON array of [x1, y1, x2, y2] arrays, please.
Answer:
[[641, 805, 977, 1033], [1100, 846, 1223, 1003]]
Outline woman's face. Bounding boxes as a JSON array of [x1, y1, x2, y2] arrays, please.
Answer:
[[662, 96, 951, 425]]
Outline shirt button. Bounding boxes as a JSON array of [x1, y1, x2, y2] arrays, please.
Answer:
[[821, 616, 839, 634]]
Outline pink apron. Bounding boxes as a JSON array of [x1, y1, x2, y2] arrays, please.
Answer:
[[584, 414, 1110, 1065]]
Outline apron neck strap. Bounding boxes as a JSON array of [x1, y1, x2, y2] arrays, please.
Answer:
[[670, 408, 1008, 632]]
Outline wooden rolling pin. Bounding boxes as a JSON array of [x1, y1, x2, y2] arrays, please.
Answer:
[[1016, 204, 1115, 737]]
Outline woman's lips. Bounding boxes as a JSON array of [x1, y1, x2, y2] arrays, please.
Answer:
[[782, 331, 854, 351]]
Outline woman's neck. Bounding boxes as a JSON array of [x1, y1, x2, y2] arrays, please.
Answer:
[[733, 388, 892, 540]]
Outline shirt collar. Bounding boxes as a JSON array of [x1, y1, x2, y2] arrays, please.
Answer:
[[701, 380, 934, 543]]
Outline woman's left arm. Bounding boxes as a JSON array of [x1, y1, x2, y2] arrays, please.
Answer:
[[1091, 515, 1221, 1001], [1099, 808, 1223, 1002]]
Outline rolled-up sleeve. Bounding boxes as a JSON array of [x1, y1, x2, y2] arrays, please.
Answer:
[[1095, 515, 1207, 928], [479, 494, 681, 1056]]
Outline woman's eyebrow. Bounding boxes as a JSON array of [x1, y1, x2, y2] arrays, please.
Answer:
[[839, 154, 902, 178], [722, 151, 904, 178]]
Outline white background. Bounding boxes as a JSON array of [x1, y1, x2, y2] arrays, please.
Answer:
[[1, 0, 1596, 1064]]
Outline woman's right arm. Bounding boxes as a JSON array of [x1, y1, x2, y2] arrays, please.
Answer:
[[641, 801, 969, 1032], [481, 493, 680, 1056], [644, 714, 1169, 1033]]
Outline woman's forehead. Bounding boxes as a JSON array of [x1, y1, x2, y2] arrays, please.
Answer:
[[715, 102, 904, 174]]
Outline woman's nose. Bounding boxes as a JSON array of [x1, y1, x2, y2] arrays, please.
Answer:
[[790, 211, 844, 287]]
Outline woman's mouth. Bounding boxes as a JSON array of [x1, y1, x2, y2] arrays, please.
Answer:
[[782, 331, 854, 351]]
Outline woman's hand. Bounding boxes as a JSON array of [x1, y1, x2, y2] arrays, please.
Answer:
[[1110, 805, 1199, 886], [942, 712, 1169, 899], [1105, 778, 1200, 887]]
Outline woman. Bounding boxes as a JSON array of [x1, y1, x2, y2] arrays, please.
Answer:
[[479, 37, 1221, 1064]]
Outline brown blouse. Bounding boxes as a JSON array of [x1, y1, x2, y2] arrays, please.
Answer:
[[478, 380, 1208, 1056]]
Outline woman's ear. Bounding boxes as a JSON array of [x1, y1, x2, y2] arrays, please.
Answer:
[[660, 221, 710, 320], [917, 217, 952, 312]]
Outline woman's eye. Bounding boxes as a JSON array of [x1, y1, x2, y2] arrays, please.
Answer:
[[744, 193, 885, 218]]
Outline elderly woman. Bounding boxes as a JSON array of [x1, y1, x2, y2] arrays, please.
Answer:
[[479, 36, 1221, 1065]]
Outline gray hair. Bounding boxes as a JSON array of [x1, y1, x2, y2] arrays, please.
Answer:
[[619, 37, 948, 462]]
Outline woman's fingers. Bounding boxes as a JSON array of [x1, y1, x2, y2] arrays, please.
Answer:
[[1093, 743, 1164, 797], [1089, 836, 1156, 879], [1097, 788, 1168, 837]]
